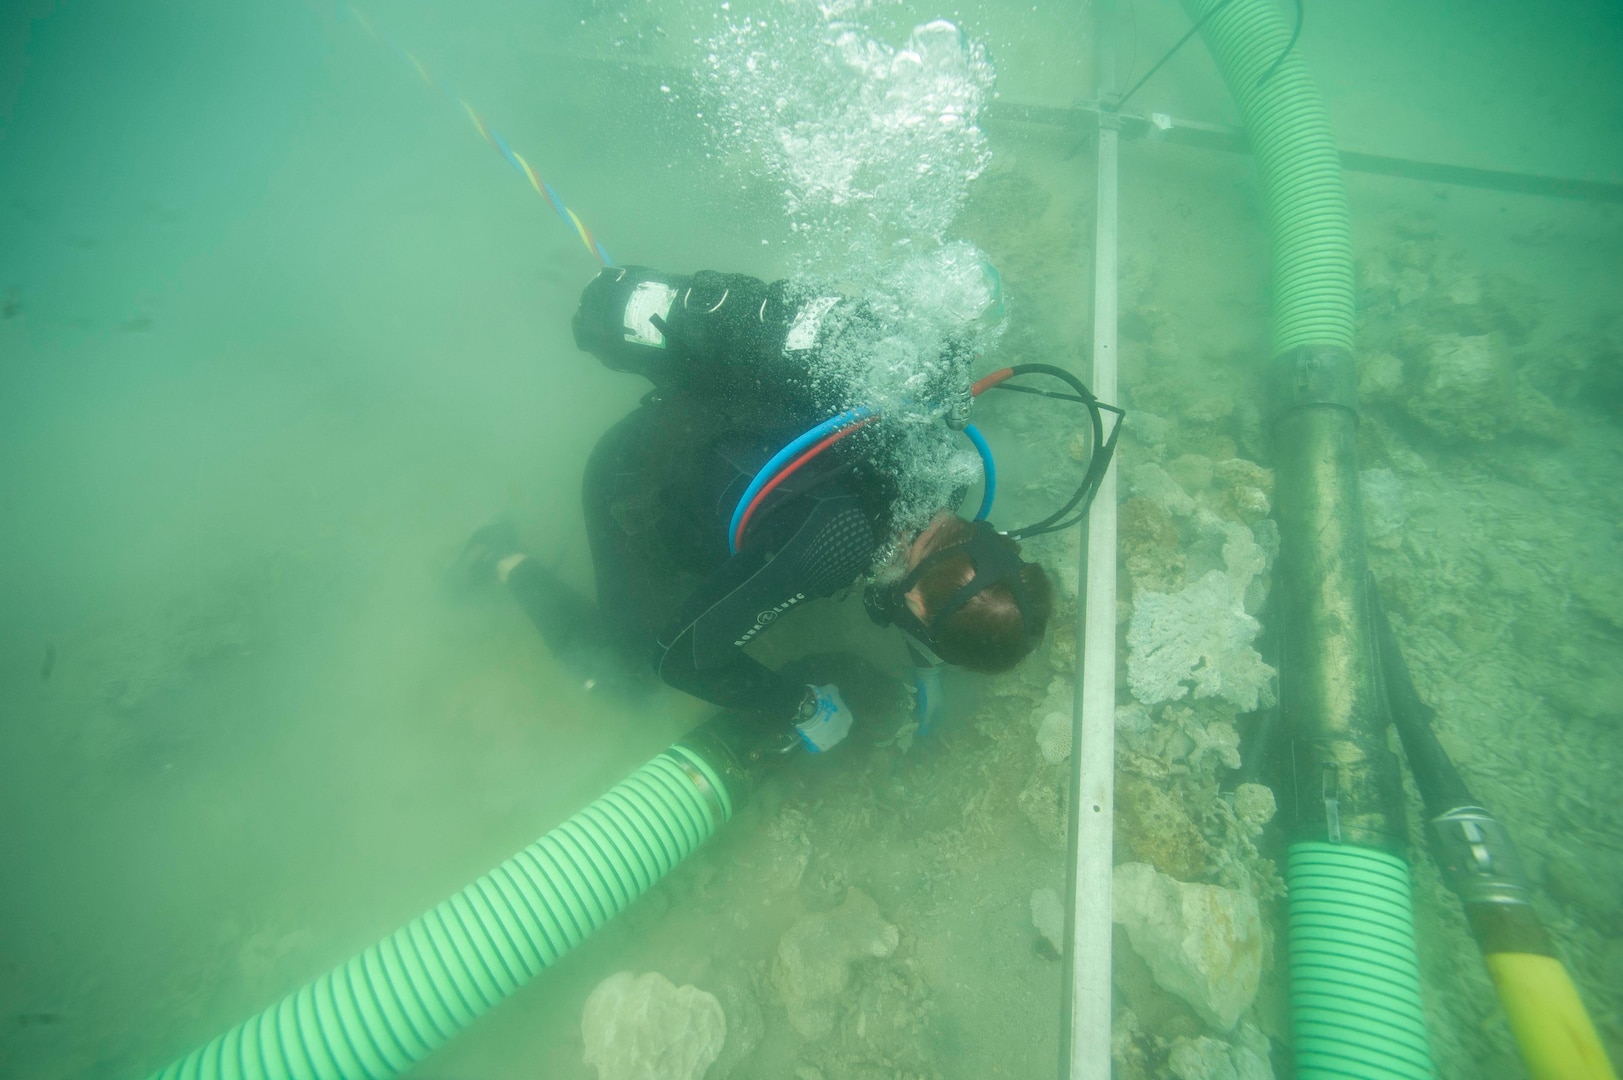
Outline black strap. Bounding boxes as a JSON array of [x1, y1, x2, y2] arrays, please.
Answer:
[[896, 520, 1035, 639]]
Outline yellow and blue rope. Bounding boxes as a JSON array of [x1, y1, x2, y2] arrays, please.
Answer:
[[348, 6, 613, 267]]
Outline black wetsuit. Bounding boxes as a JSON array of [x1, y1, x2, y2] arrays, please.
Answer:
[[513, 266, 913, 720]]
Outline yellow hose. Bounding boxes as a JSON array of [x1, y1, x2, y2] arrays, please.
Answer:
[[1484, 953, 1617, 1080]]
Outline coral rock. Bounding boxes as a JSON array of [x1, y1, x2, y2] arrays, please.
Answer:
[[1113, 863, 1264, 1031], [1211, 458, 1274, 524], [1357, 350, 1406, 403], [1405, 333, 1512, 441], [1120, 496, 1187, 594], [1167, 1025, 1274, 1080], [1184, 716, 1242, 772], [1166, 453, 1215, 495], [771, 888, 899, 1038], [1126, 571, 1277, 711], [1130, 462, 1197, 517], [582, 971, 725, 1080], [1232, 783, 1277, 834], [1117, 774, 1208, 881], [1036, 710, 1072, 764]]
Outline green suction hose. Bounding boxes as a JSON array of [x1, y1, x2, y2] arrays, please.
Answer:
[[1287, 844, 1433, 1078], [1180, 1, 1434, 1076], [146, 733, 746, 1080], [1179, 0, 1354, 355]]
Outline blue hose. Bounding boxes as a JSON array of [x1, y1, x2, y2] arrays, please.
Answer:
[[727, 407, 998, 553], [726, 406, 873, 554], [963, 423, 995, 520]]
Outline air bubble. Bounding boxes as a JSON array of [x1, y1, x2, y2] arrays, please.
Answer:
[[701, 4, 1005, 537]]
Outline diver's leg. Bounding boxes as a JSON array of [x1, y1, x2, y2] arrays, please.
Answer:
[[484, 407, 665, 675], [500, 556, 598, 655], [451, 411, 659, 689], [581, 407, 674, 661], [481, 405, 686, 694], [496, 553, 645, 696]]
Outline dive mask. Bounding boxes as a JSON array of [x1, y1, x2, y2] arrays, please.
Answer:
[[863, 519, 1037, 656]]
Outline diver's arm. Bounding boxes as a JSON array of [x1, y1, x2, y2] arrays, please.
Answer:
[[653, 546, 811, 719], [655, 494, 875, 723], [656, 631, 808, 719]]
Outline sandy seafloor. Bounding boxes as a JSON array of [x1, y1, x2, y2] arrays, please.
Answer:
[[1, 1, 1619, 1078]]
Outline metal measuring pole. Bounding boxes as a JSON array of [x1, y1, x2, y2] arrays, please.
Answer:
[[1059, 1, 1121, 1077]]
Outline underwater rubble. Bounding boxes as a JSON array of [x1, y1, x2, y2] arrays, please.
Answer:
[[951, 161, 1616, 1075], [581, 971, 726, 1080], [1090, 208, 1623, 1077], [1350, 216, 1623, 1075]]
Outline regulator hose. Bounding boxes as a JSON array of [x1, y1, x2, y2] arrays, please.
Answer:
[[145, 730, 749, 1080], [730, 363, 1122, 552], [962, 423, 997, 521], [963, 363, 1125, 540], [728, 406, 874, 554]]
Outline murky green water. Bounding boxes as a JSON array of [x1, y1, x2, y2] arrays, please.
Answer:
[[2, 2, 1618, 1078]]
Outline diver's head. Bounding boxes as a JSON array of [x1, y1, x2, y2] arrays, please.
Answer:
[[867, 514, 1052, 672]]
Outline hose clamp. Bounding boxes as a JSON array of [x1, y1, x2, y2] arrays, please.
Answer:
[[1429, 806, 1534, 908], [1289, 736, 1407, 850], [944, 384, 973, 431], [662, 749, 728, 830], [1270, 345, 1358, 422]]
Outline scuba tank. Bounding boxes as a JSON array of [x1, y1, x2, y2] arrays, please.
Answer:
[[571, 259, 1005, 432], [572, 265, 847, 430]]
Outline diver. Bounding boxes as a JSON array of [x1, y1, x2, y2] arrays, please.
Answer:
[[462, 265, 1055, 754]]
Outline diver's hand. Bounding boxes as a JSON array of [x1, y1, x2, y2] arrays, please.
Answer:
[[912, 663, 945, 735], [794, 684, 854, 753]]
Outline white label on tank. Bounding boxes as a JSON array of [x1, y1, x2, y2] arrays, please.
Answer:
[[623, 281, 678, 347], [784, 295, 841, 350]]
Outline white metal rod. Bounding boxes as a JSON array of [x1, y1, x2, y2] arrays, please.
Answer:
[[1061, 4, 1121, 1073], [1062, 108, 1121, 1080]]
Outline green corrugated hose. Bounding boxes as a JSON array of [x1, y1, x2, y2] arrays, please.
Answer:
[[1181, 1, 1434, 1076], [1289, 844, 1434, 1079], [147, 743, 734, 1080], [1181, 0, 1354, 356]]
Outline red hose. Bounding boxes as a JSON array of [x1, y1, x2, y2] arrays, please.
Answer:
[[971, 367, 1015, 396], [733, 367, 1013, 550], [733, 416, 878, 551]]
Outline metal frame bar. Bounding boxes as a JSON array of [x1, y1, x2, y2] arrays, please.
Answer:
[[988, 102, 1623, 204], [1060, 4, 1121, 1076]]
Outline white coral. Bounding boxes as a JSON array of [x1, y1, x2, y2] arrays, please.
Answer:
[[582, 972, 725, 1080], [1036, 711, 1072, 764], [1126, 571, 1277, 712], [1187, 717, 1242, 771]]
